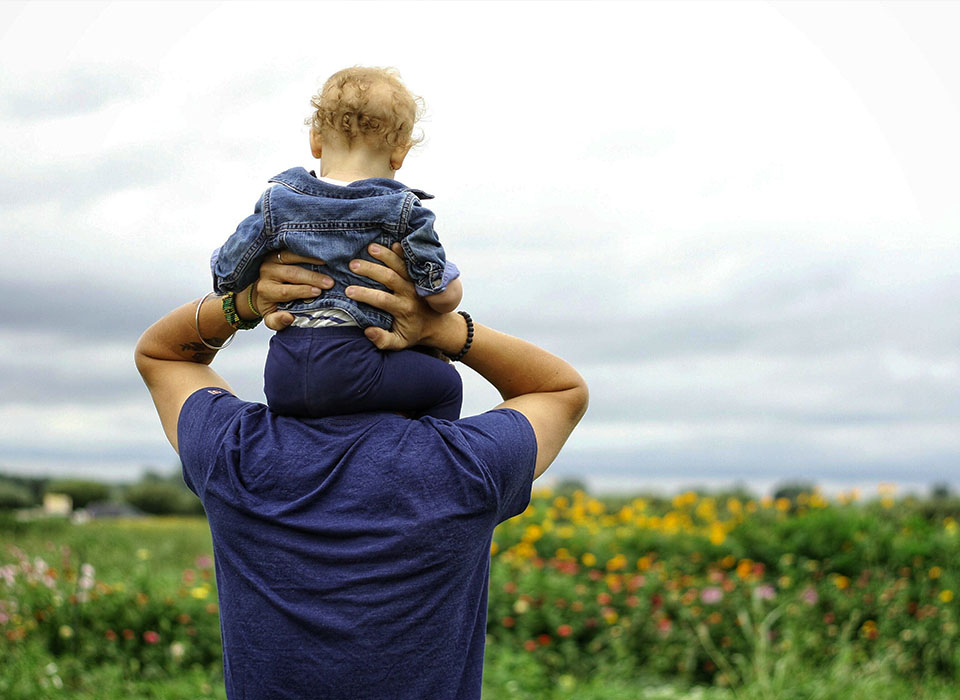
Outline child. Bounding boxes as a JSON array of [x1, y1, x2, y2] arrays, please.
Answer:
[[211, 66, 464, 420]]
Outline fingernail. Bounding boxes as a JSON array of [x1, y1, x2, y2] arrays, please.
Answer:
[[370, 244, 381, 254], [345, 286, 355, 297], [311, 287, 323, 296], [350, 260, 360, 271]]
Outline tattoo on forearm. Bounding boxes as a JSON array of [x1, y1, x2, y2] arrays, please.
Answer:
[[179, 340, 226, 364]]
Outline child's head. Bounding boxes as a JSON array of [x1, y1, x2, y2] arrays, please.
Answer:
[[306, 67, 423, 171]]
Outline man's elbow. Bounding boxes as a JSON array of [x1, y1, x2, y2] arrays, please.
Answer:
[[134, 331, 158, 383], [571, 376, 589, 422]]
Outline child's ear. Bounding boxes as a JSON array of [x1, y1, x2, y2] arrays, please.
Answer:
[[309, 129, 322, 159], [390, 144, 412, 172]]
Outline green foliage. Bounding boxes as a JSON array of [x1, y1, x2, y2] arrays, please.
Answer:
[[124, 483, 203, 516], [3, 490, 960, 698], [44, 480, 111, 509], [0, 482, 34, 510], [0, 473, 49, 505]]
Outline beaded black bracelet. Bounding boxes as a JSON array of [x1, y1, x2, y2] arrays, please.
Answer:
[[222, 291, 262, 331], [444, 311, 474, 362]]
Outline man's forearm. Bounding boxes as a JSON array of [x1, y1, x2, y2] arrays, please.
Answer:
[[425, 314, 586, 402], [135, 291, 256, 368]]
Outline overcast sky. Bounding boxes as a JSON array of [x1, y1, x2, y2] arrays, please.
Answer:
[[0, 1, 957, 493]]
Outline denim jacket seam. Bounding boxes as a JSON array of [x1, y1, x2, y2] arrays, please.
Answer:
[[398, 191, 416, 233], [263, 186, 275, 236], [276, 221, 389, 232]]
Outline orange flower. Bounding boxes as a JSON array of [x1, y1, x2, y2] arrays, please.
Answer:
[[557, 624, 573, 638]]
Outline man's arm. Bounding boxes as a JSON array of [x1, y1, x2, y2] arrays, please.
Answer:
[[135, 256, 332, 452], [346, 245, 588, 480]]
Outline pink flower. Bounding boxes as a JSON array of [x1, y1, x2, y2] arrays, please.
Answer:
[[195, 555, 213, 569], [143, 631, 160, 644], [755, 584, 776, 601], [801, 587, 819, 606], [701, 587, 723, 604]]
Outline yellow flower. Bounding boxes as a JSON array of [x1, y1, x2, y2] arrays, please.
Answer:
[[522, 524, 543, 543], [582, 552, 598, 567], [929, 566, 942, 580], [775, 498, 790, 512], [557, 525, 576, 539], [606, 554, 627, 572], [637, 555, 652, 571], [190, 585, 210, 600], [602, 609, 619, 625], [833, 575, 850, 590], [708, 522, 726, 546], [489, 542, 499, 556], [940, 590, 954, 603], [59, 625, 74, 639], [513, 599, 530, 614]]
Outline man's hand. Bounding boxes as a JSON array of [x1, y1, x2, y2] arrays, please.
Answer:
[[344, 243, 452, 351], [253, 253, 333, 330]]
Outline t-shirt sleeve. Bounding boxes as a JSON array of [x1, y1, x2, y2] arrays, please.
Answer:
[[454, 408, 538, 523], [177, 387, 250, 498]]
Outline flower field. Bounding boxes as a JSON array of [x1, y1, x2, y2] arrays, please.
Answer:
[[2, 486, 960, 699]]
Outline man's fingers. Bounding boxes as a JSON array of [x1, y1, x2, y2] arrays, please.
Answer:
[[364, 326, 401, 351], [348, 256, 411, 294], [270, 251, 326, 267], [345, 284, 404, 313], [264, 310, 293, 331], [260, 281, 326, 304], [367, 243, 410, 281]]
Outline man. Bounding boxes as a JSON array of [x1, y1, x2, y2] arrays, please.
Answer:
[[135, 244, 588, 699]]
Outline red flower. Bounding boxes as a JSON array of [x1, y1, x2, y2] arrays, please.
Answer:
[[597, 593, 612, 605], [626, 595, 640, 608], [523, 640, 537, 652], [502, 616, 515, 628], [557, 624, 573, 638], [143, 630, 160, 644], [537, 634, 551, 646], [503, 582, 517, 594], [122, 629, 135, 640], [104, 629, 117, 641]]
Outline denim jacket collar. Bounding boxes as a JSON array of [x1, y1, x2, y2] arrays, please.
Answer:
[[268, 167, 434, 200]]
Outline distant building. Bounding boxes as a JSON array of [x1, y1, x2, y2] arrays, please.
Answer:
[[43, 493, 72, 516]]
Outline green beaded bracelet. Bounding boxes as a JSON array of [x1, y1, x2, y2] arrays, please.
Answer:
[[222, 291, 262, 331]]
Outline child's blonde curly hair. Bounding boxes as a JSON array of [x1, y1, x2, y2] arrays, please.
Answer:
[[306, 66, 424, 151]]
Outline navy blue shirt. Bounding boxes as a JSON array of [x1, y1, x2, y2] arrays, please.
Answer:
[[178, 388, 536, 700]]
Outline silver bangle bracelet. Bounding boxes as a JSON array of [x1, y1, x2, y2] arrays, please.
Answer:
[[195, 292, 236, 350]]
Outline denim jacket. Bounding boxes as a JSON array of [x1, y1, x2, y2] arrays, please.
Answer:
[[211, 167, 458, 329]]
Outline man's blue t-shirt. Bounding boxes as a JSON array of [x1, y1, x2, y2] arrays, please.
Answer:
[[177, 388, 537, 700]]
